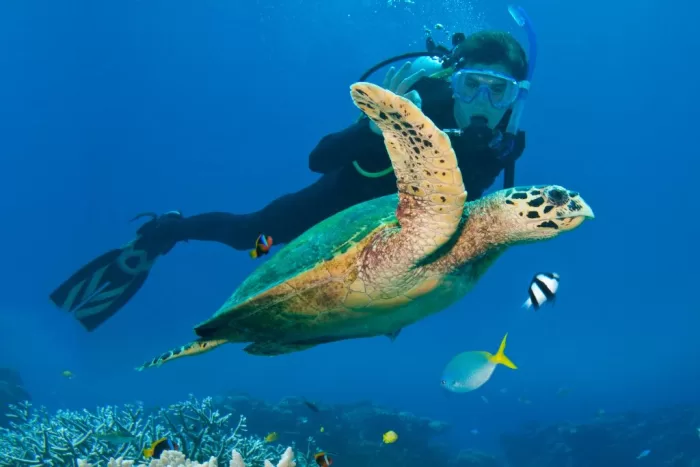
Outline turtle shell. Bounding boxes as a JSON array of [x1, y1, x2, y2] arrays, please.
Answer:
[[193, 193, 400, 335]]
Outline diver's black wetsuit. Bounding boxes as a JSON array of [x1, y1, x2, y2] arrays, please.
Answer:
[[171, 78, 526, 250]]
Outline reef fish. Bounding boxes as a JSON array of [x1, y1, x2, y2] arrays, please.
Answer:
[[143, 437, 179, 459], [523, 272, 559, 310], [382, 430, 398, 444], [315, 452, 333, 467], [250, 234, 273, 259], [441, 333, 517, 393], [94, 430, 136, 445]]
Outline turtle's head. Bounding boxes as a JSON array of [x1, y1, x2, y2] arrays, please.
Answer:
[[476, 185, 595, 245]]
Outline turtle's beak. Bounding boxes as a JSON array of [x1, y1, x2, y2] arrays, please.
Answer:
[[551, 189, 594, 231], [560, 198, 595, 220]]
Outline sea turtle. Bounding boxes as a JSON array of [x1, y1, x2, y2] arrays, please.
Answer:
[[136, 82, 594, 370]]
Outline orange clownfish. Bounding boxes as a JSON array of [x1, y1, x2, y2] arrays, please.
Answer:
[[250, 234, 273, 259], [143, 437, 178, 459], [314, 452, 333, 467]]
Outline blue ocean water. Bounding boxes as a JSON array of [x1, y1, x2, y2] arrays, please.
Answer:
[[0, 0, 698, 464]]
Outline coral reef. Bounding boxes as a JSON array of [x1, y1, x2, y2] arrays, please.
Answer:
[[212, 393, 497, 467], [0, 390, 506, 467], [501, 404, 700, 467], [76, 446, 297, 467], [0, 395, 310, 466], [0, 368, 31, 428]]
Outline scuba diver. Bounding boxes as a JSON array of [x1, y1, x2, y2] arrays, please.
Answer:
[[50, 6, 537, 332]]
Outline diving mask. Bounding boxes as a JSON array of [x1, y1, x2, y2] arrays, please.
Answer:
[[451, 69, 523, 109]]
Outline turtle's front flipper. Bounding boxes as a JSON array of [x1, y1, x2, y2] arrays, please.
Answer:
[[135, 338, 228, 371], [349, 82, 467, 269]]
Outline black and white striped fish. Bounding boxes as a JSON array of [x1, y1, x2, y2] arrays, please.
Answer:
[[523, 272, 560, 310]]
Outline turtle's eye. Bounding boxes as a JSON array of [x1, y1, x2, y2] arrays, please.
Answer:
[[547, 187, 569, 206], [440, 380, 447, 386]]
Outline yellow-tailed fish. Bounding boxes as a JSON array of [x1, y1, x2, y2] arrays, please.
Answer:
[[382, 430, 398, 444], [440, 333, 517, 393], [61, 370, 73, 379], [143, 437, 178, 459], [264, 432, 278, 443]]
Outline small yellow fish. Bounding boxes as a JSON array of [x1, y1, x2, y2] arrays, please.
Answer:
[[264, 432, 278, 443], [61, 370, 73, 379], [320, 426, 325, 433], [382, 430, 398, 444]]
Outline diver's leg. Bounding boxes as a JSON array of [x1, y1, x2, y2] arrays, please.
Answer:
[[179, 171, 351, 250]]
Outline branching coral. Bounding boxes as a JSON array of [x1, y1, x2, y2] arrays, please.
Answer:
[[76, 446, 297, 467], [0, 400, 145, 465], [0, 396, 305, 467]]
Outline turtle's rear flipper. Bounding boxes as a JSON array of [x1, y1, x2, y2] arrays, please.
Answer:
[[135, 339, 228, 371], [50, 246, 153, 331]]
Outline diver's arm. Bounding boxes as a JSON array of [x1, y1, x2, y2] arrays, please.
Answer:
[[308, 118, 386, 174]]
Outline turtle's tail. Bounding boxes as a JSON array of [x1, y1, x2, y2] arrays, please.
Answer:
[[135, 338, 228, 371]]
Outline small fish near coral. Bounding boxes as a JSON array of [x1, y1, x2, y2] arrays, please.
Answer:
[[303, 398, 320, 413], [93, 430, 136, 445], [441, 333, 517, 393], [264, 431, 278, 443], [315, 451, 333, 467], [382, 430, 398, 444], [143, 437, 179, 459], [250, 234, 273, 259], [523, 272, 559, 310]]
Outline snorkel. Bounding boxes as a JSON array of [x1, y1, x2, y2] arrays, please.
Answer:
[[504, 4, 537, 135]]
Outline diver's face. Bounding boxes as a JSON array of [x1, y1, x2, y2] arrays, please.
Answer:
[[453, 62, 513, 130]]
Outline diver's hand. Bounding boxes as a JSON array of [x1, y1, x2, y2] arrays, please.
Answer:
[[369, 61, 427, 136], [131, 211, 185, 258]]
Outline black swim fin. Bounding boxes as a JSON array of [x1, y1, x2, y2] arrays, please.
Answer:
[[49, 241, 154, 332]]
